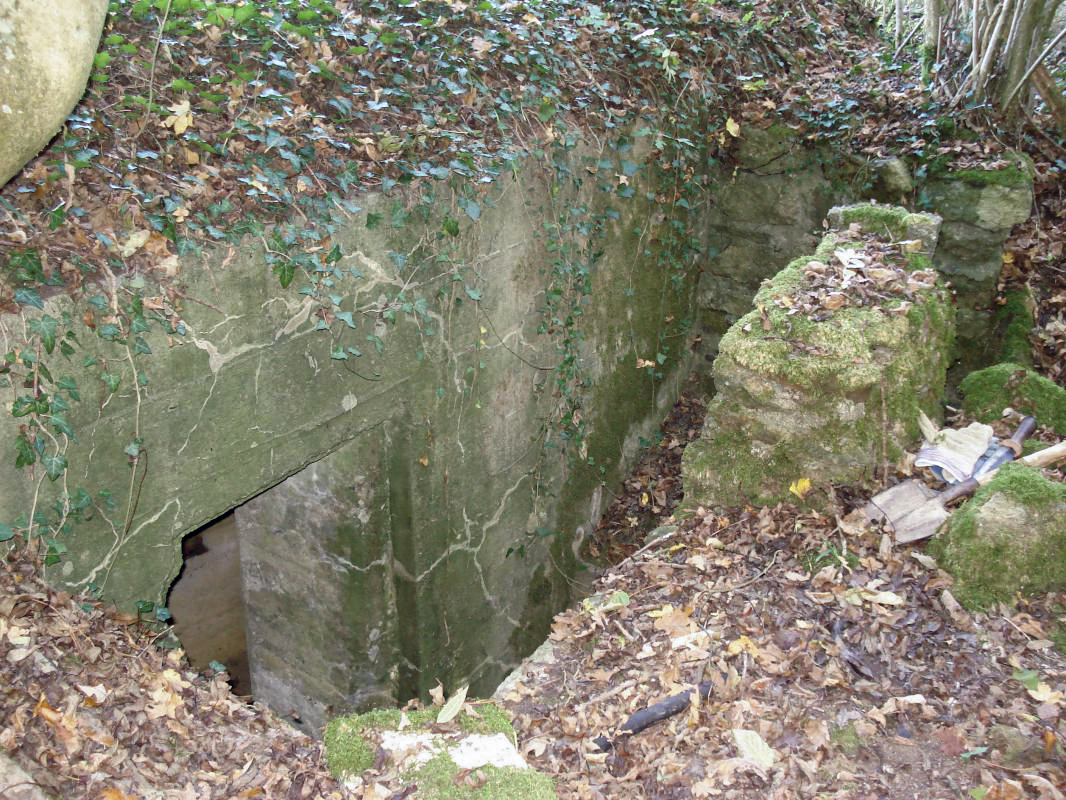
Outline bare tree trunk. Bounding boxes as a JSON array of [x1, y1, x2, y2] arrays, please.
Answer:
[[896, 0, 905, 47], [997, 0, 1041, 115], [1031, 64, 1066, 130], [923, 0, 942, 82]]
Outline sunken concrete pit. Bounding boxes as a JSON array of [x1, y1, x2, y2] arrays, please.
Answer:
[[0, 126, 1034, 734]]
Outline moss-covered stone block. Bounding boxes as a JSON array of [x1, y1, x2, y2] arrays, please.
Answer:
[[324, 705, 556, 799], [826, 204, 939, 249], [682, 205, 955, 508], [924, 154, 1034, 376], [0, 1, 108, 186], [994, 288, 1036, 367], [930, 464, 1066, 610], [960, 363, 1066, 435]]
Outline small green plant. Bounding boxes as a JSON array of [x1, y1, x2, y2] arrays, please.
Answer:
[[801, 541, 859, 574]]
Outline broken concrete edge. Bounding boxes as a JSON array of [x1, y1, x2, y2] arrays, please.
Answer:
[[930, 462, 1066, 611], [960, 363, 1066, 436], [681, 204, 955, 509], [323, 704, 556, 798]]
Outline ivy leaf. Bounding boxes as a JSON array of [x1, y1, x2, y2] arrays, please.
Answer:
[[14, 288, 44, 310], [464, 286, 482, 301], [441, 215, 460, 237], [11, 396, 36, 417], [41, 453, 67, 481], [0, 523, 13, 542], [27, 315, 58, 354], [459, 198, 481, 221], [14, 435, 36, 468], [50, 413, 76, 440], [97, 323, 123, 341], [57, 377, 80, 401], [101, 372, 121, 392], [274, 262, 296, 289]]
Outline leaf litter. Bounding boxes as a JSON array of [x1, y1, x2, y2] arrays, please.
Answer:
[[1, 0, 1066, 797], [0, 553, 341, 798], [497, 483, 1066, 798]]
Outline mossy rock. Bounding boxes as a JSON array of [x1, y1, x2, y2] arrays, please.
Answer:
[[324, 705, 556, 799], [960, 363, 1066, 435], [826, 204, 939, 250], [924, 154, 1034, 231], [993, 288, 1036, 367], [946, 153, 1034, 189], [683, 205, 955, 508], [930, 464, 1066, 610]]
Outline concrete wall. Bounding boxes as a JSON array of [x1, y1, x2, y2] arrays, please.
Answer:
[[0, 134, 717, 731]]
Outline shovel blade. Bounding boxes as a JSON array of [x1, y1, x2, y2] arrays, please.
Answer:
[[864, 480, 938, 527], [892, 503, 950, 543]]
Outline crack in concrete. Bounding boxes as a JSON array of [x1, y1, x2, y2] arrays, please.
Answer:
[[71, 497, 181, 590]]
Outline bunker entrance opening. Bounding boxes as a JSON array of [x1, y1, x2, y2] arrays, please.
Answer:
[[167, 509, 251, 698]]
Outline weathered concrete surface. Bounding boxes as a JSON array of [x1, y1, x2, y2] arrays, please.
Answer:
[[0, 135, 698, 728], [683, 205, 955, 508], [237, 432, 400, 730], [0, 0, 107, 186]]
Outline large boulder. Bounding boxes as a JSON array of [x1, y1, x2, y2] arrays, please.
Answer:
[[683, 204, 955, 508], [931, 463, 1066, 610], [0, 0, 107, 186], [960, 363, 1066, 436]]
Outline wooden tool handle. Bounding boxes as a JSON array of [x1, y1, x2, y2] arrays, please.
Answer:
[[975, 439, 1066, 486], [1006, 416, 1038, 454]]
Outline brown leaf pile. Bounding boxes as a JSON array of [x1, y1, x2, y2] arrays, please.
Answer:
[[584, 377, 707, 564], [0, 555, 339, 799], [498, 501, 1066, 799], [1003, 154, 1066, 388], [770, 231, 937, 323]]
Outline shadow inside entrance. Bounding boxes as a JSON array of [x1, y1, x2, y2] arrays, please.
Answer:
[[167, 510, 251, 697]]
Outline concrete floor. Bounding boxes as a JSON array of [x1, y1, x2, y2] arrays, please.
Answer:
[[168, 511, 251, 696]]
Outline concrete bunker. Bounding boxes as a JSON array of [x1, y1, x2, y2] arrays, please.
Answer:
[[0, 125, 1035, 737]]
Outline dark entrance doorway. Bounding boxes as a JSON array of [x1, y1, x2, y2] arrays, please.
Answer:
[[167, 510, 251, 696]]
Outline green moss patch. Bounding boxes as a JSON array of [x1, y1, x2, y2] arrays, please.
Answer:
[[830, 205, 920, 241], [994, 289, 1036, 367], [324, 703, 526, 785], [960, 363, 1066, 435], [947, 163, 1032, 189], [414, 752, 556, 800], [931, 464, 1066, 610]]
